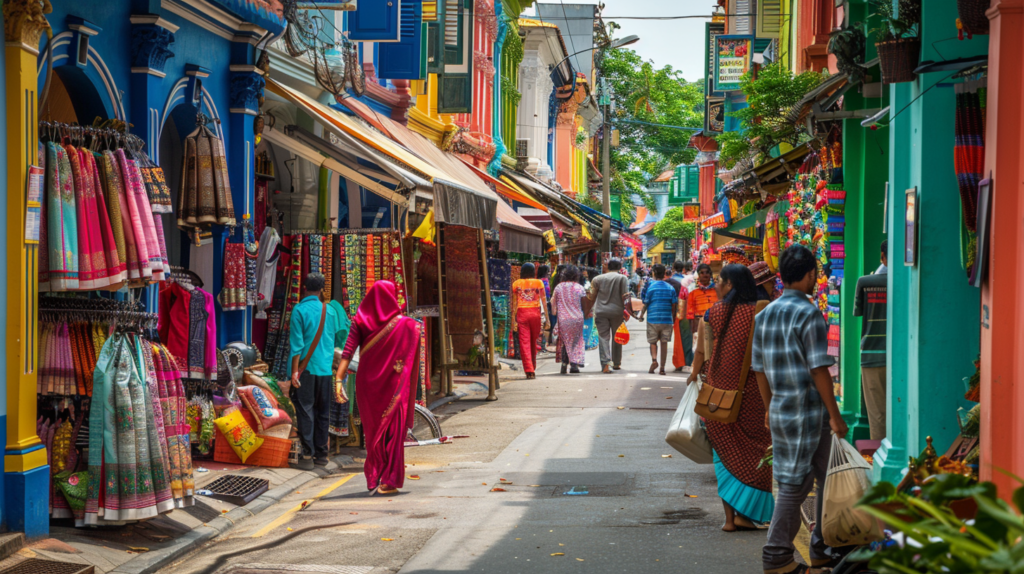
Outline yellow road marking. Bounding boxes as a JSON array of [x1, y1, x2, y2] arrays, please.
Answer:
[[251, 473, 358, 538]]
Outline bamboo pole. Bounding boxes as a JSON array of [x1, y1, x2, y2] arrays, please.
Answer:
[[436, 222, 453, 396], [478, 228, 498, 401]]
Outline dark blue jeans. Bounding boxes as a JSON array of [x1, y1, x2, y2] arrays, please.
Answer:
[[293, 372, 332, 458]]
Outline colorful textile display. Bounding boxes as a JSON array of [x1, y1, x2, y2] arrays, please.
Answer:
[[443, 226, 484, 356], [44, 142, 80, 291], [221, 242, 248, 311], [487, 258, 512, 292], [178, 125, 235, 229], [954, 78, 986, 232], [157, 282, 218, 380]]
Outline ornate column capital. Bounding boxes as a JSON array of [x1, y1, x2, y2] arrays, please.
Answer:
[[130, 16, 177, 77], [228, 65, 266, 115], [4, 0, 52, 54]]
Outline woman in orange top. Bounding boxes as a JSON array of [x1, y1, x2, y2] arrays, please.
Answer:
[[511, 263, 549, 378], [687, 263, 720, 333]]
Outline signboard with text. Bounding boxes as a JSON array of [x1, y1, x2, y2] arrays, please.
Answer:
[[714, 35, 753, 92]]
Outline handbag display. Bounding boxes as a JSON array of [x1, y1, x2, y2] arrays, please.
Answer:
[[693, 301, 766, 424], [665, 380, 713, 464]]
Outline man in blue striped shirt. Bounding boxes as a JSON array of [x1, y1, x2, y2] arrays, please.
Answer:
[[641, 264, 677, 375], [752, 245, 847, 573]]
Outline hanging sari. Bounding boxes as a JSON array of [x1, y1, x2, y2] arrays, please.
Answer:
[[65, 145, 102, 290], [138, 339, 175, 514], [101, 151, 146, 281], [119, 152, 165, 280], [341, 281, 421, 491], [84, 334, 123, 525], [115, 151, 156, 282], [91, 152, 128, 287], [78, 149, 123, 289], [47, 142, 79, 291]]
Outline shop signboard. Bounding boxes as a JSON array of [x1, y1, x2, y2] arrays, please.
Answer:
[[683, 202, 701, 222], [714, 35, 753, 92], [705, 98, 725, 134]]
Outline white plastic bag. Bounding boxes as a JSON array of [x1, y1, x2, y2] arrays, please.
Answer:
[[821, 435, 884, 547], [664, 381, 713, 464]]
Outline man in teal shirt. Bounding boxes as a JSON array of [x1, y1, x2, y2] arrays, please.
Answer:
[[290, 273, 344, 470]]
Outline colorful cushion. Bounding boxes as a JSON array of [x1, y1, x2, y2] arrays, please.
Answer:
[[214, 409, 264, 464], [238, 385, 293, 433]]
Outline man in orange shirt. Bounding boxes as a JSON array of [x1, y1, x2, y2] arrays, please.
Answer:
[[687, 263, 719, 333]]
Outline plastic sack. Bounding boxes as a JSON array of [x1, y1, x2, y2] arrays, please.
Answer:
[[664, 381, 713, 464], [614, 323, 630, 345], [821, 434, 885, 547]]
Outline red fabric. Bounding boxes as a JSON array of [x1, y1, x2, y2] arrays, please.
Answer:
[[341, 281, 421, 491], [158, 282, 192, 370], [672, 319, 688, 369], [516, 306, 542, 373]]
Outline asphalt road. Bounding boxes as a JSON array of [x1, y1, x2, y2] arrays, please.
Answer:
[[160, 321, 771, 574]]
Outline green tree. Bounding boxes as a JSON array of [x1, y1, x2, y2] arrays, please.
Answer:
[[717, 64, 825, 169], [652, 207, 697, 241], [588, 21, 705, 226]]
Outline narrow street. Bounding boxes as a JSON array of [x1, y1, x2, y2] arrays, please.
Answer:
[[159, 322, 774, 574]]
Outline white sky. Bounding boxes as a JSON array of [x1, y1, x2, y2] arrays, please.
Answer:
[[525, 0, 710, 82]]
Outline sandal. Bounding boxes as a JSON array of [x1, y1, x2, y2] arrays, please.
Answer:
[[649, 361, 659, 374], [659, 370, 667, 376]]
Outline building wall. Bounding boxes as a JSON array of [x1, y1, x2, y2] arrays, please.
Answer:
[[873, 0, 987, 483]]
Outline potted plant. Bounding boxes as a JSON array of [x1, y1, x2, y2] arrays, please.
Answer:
[[871, 0, 921, 84]]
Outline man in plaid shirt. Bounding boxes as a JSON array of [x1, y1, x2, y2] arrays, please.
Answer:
[[752, 245, 848, 574]]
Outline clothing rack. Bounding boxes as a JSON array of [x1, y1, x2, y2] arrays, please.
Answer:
[[167, 265, 204, 288], [288, 227, 398, 235]]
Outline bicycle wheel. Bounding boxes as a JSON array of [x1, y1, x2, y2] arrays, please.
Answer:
[[408, 403, 442, 442]]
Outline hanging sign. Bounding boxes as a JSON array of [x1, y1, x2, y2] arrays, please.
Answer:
[[683, 202, 701, 222], [705, 98, 725, 134], [714, 35, 753, 92], [25, 165, 43, 245]]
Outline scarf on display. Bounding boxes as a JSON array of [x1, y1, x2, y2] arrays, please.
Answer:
[[955, 78, 986, 233], [178, 125, 235, 229], [151, 343, 195, 504], [118, 150, 166, 281], [45, 142, 80, 291]]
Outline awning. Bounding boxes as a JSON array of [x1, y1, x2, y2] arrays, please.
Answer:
[[500, 175, 575, 227], [267, 79, 498, 229], [495, 198, 544, 255], [501, 170, 572, 211], [633, 221, 656, 236], [262, 128, 409, 206], [463, 162, 548, 211], [618, 231, 643, 250], [721, 201, 789, 234]]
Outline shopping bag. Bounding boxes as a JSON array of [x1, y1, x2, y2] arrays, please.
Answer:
[[821, 434, 885, 547], [664, 381, 713, 464], [614, 323, 630, 345]]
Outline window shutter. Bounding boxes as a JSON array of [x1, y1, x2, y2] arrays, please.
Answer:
[[437, 0, 472, 113], [756, 0, 783, 39], [378, 0, 425, 79], [686, 166, 700, 199], [730, 0, 752, 35], [348, 0, 402, 42]]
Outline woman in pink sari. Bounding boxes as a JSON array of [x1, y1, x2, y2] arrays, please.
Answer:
[[335, 280, 421, 495]]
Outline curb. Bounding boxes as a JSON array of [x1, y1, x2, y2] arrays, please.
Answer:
[[108, 456, 353, 574]]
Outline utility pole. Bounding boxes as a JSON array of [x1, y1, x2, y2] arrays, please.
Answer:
[[600, 77, 612, 253]]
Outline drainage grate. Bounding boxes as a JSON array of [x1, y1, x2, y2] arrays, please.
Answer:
[[203, 475, 270, 506], [0, 558, 94, 574]]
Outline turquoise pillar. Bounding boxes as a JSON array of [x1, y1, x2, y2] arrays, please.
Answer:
[[873, 0, 986, 483]]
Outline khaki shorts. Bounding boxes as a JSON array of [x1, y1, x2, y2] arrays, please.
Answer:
[[646, 322, 673, 344]]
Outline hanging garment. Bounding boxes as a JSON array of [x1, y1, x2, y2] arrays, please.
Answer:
[[140, 161, 174, 214], [102, 151, 149, 281], [76, 149, 123, 289], [137, 338, 175, 514], [254, 227, 281, 319], [152, 343, 195, 505], [187, 288, 217, 380], [178, 125, 235, 228], [65, 145, 102, 290], [118, 151, 163, 281], [954, 79, 986, 232], [244, 224, 259, 308], [46, 142, 79, 291], [158, 282, 192, 373], [93, 152, 129, 287], [221, 242, 248, 311]]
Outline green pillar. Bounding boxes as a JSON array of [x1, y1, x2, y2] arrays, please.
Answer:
[[873, 0, 985, 483]]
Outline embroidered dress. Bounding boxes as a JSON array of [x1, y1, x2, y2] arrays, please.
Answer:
[[552, 282, 586, 366], [221, 242, 247, 310], [46, 142, 79, 291]]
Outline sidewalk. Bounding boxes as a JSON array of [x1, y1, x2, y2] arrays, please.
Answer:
[[0, 453, 356, 574]]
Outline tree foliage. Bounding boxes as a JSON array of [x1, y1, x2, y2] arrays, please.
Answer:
[[589, 21, 705, 226], [717, 64, 825, 169], [653, 207, 697, 241]]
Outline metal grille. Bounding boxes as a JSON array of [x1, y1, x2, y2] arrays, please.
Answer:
[[203, 475, 270, 506], [0, 559, 94, 574], [515, 139, 529, 158]]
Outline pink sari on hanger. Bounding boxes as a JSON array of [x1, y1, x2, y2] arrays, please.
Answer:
[[341, 281, 421, 492], [102, 151, 148, 281], [84, 151, 127, 288], [117, 151, 162, 281]]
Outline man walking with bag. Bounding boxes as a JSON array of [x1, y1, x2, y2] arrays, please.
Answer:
[[290, 273, 344, 470], [752, 246, 848, 574], [589, 258, 629, 373]]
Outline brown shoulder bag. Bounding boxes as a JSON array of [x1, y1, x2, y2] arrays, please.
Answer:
[[694, 301, 767, 424]]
